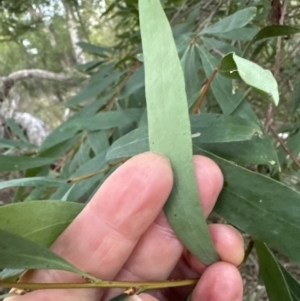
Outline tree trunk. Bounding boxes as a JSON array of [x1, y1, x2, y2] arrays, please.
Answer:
[[63, 0, 86, 65]]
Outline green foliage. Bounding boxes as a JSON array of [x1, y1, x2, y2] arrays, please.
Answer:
[[1, 0, 300, 299]]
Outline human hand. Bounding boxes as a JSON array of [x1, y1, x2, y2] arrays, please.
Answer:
[[7, 152, 244, 301]]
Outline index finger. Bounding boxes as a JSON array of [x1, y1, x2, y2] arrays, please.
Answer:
[[8, 152, 173, 301]]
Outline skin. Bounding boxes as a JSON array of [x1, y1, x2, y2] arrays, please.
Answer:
[[7, 152, 244, 301]]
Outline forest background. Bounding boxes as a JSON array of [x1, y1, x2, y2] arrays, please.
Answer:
[[1, 0, 300, 300]]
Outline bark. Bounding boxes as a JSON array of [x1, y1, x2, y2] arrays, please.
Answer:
[[63, 0, 86, 65], [13, 112, 50, 145], [0, 69, 71, 101]]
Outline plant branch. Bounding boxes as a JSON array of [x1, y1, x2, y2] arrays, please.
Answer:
[[193, 67, 218, 114], [67, 159, 126, 183], [0, 278, 197, 292], [269, 126, 300, 169]]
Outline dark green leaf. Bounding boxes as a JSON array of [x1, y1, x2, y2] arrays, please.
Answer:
[[200, 7, 257, 35], [106, 125, 278, 168], [219, 52, 279, 105], [181, 45, 202, 107], [196, 135, 279, 167], [243, 25, 300, 57], [255, 241, 293, 301], [212, 27, 259, 41], [190, 114, 262, 142], [0, 201, 83, 246], [140, 0, 217, 265], [195, 149, 300, 265], [39, 99, 107, 152], [0, 229, 85, 275], [0, 138, 35, 150], [280, 263, 300, 301], [81, 109, 144, 131], [0, 155, 55, 172], [119, 65, 145, 99], [201, 37, 242, 56], [67, 70, 122, 107], [0, 177, 64, 190]]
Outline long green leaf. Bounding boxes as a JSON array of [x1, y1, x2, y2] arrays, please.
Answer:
[[0, 155, 55, 172], [0, 201, 83, 246], [212, 27, 259, 41], [0, 177, 64, 190], [181, 45, 201, 107], [255, 241, 293, 301], [280, 263, 300, 301], [105, 110, 278, 167], [0, 229, 85, 275], [81, 109, 144, 131], [219, 52, 279, 105], [0, 138, 35, 150], [243, 25, 300, 57], [39, 99, 107, 152], [194, 149, 300, 264], [139, 0, 218, 264], [200, 7, 257, 35]]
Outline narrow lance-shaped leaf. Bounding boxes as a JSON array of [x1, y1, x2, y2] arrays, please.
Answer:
[[243, 25, 300, 57], [0, 177, 64, 190], [200, 7, 257, 35], [0, 229, 88, 277], [280, 263, 300, 301], [218, 52, 279, 106], [0, 201, 84, 247], [139, 0, 218, 264], [255, 241, 293, 301], [0, 155, 56, 172], [194, 148, 300, 264]]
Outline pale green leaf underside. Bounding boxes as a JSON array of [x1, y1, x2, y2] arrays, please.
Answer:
[[139, 0, 218, 264], [219, 52, 279, 105]]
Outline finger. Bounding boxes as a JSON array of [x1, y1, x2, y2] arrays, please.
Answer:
[[191, 262, 243, 301], [102, 155, 224, 300], [166, 224, 244, 300], [183, 224, 245, 274], [8, 152, 173, 301]]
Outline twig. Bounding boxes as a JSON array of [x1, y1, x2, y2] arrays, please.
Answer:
[[238, 238, 254, 269], [67, 159, 126, 183], [0, 278, 197, 293], [269, 126, 300, 169], [193, 67, 218, 114], [196, 0, 225, 34], [170, 0, 189, 24]]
